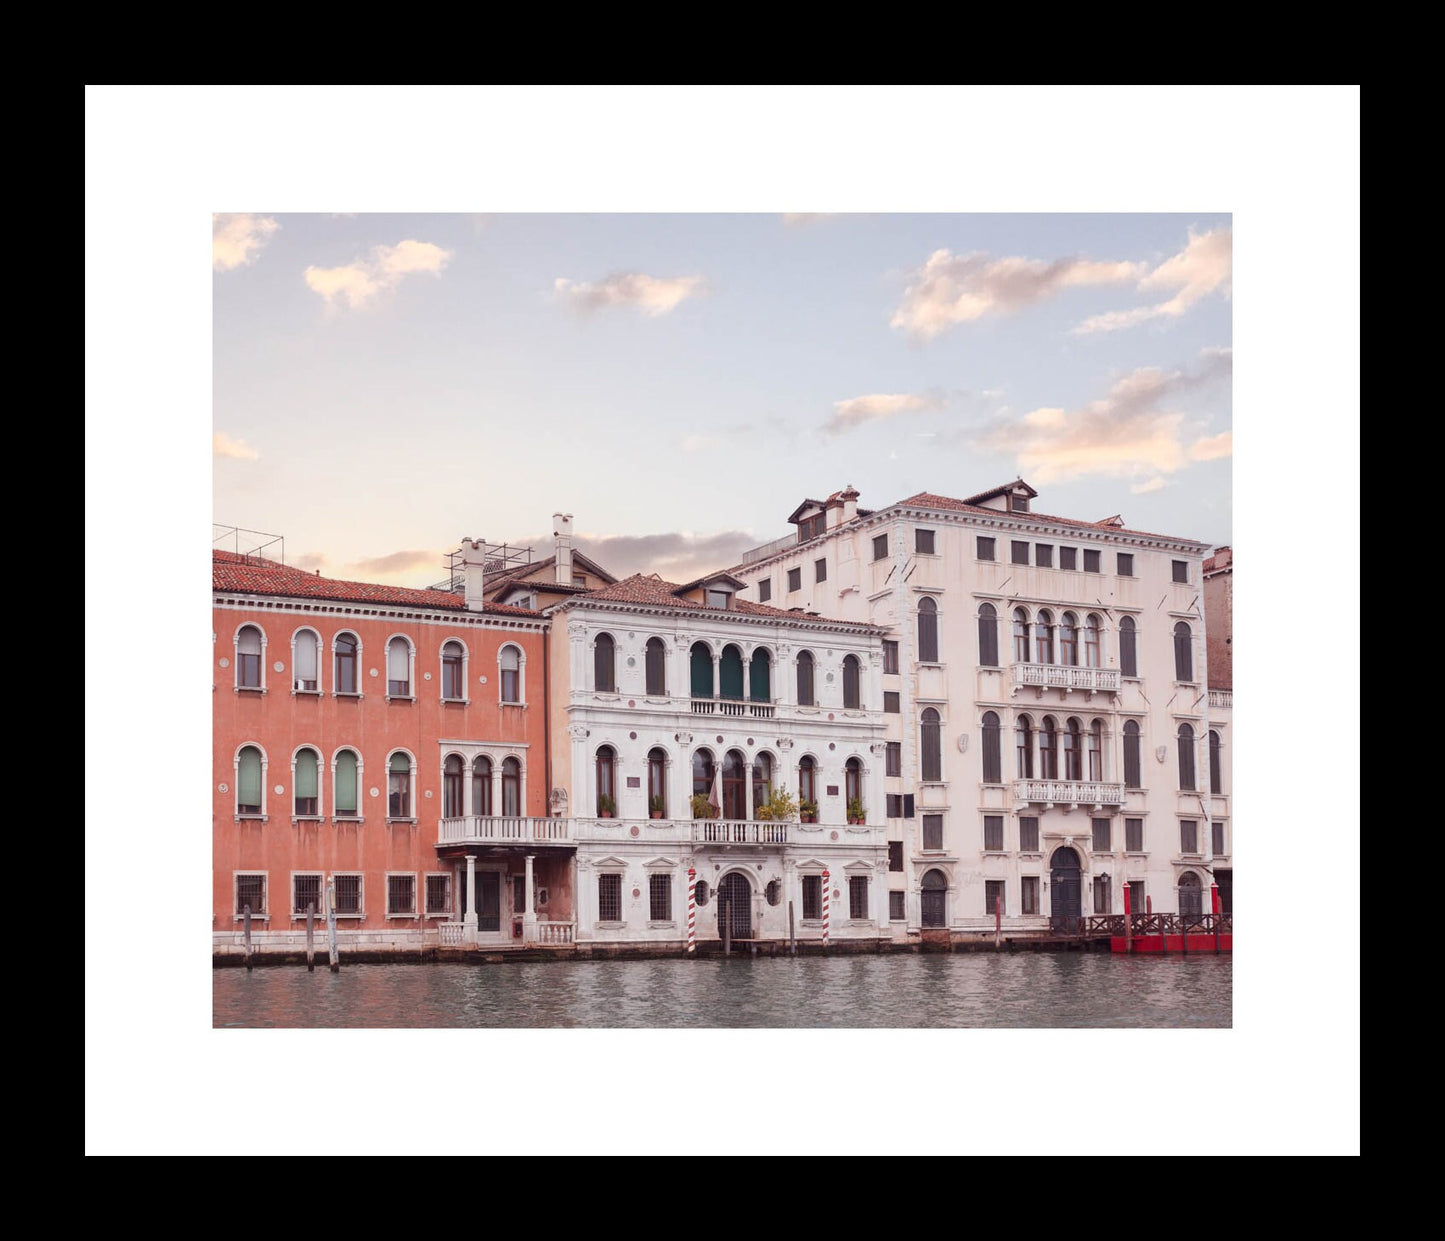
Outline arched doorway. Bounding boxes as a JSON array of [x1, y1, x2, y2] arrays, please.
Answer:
[[1179, 872, 1203, 920], [1050, 846, 1082, 934], [920, 869, 947, 928], [718, 871, 752, 941]]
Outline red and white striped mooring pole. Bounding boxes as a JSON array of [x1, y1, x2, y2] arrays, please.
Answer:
[[821, 869, 830, 949], [687, 867, 696, 955]]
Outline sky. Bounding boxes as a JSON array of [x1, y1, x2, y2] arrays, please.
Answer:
[[213, 212, 1232, 585]]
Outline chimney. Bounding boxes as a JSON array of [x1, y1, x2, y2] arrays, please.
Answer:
[[554, 513, 574, 585], [458, 538, 488, 612], [840, 484, 859, 524]]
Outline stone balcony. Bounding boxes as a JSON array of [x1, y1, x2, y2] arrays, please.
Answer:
[[437, 816, 573, 846], [571, 817, 886, 847], [1011, 663, 1120, 696], [1013, 779, 1125, 811]]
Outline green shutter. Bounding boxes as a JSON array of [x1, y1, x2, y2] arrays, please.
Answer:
[[690, 647, 713, 698], [335, 751, 357, 812], [238, 748, 262, 805], [390, 752, 410, 774], [749, 652, 770, 702], [295, 750, 318, 799], [719, 648, 744, 700]]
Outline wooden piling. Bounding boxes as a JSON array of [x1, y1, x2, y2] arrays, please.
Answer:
[[326, 878, 339, 972], [306, 903, 315, 971], [788, 900, 795, 956], [994, 894, 1002, 950], [722, 893, 731, 956], [243, 904, 253, 970]]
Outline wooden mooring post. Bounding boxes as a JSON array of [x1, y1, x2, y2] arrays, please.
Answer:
[[326, 878, 340, 972], [994, 894, 1002, 950], [722, 893, 731, 956], [306, 903, 316, 971], [788, 900, 795, 956], [243, 905, 253, 970]]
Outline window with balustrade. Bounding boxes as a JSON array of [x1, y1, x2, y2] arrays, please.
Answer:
[[443, 754, 464, 818], [1016, 716, 1035, 779]]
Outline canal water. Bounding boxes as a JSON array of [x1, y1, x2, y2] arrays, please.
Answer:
[[214, 953, 1231, 1028]]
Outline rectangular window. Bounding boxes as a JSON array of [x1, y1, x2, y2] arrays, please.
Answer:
[[915, 529, 936, 554], [882, 639, 899, 674], [903, 793, 915, 818], [1180, 820, 1198, 854], [513, 874, 525, 916], [888, 842, 904, 872], [1093, 875, 1111, 914], [799, 513, 825, 542], [1125, 818, 1144, 852], [1084, 549, 1102, 573], [1010, 494, 1030, 513], [649, 873, 672, 922], [1117, 552, 1134, 577], [598, 873, 622, 922], [757, 579, 772, 603], [236, 873, 266, 917], [886, 794, 903, 818], [1128, 881, 1145, 914], [985, 879, 1005, 916], [1019, 817, 1039, 852], [983, 815, 1004, 851], [886, 742, 902, 777], [1172, 560, 1189, 584], [922, 814, 943, 851], [1092, 818, 1111, 852], [706, 589, 730, 609], [334, 874, 362, 916], [1035, 544, 1053, 568], [292, 874, 321, 917], [1212, 821, 1226, 855], [814, 558, 827, 583], [425, 874, 451, 916], [873, 533, 889, 561], [802, 874, 822, 920], [787, 567, 802, 592], [884, 691, 900, 714], [387, 874, 416, 916], [976, 536, 996, 562], [849, 875, 869, 920], [1059, 547, 1077, 571], [1011, 540, 1030, 565], [1021, 876, 1040, 915], [889, 890, 906, 921]]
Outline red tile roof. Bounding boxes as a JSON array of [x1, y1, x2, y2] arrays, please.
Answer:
[[899, 492, 1199, 543], [212, 551, 541, 616], [578, 574, 876, 628]]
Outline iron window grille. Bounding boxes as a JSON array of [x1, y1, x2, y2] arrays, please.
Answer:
[[334, 874, 362, 915], [649, 874, 672, 922], [236, 873, 266, 916], [388, 874, 416, 916], [849, 876, 869, 920], [292, 874, 322, 917], [889, 891, 906, 921], [802, 874, 822, 920], [598, 873, 622, 922], [985, 880, 1005, 916], [425, 874, 451, 916]]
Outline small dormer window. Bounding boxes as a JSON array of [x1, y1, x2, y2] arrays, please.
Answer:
[[706, 589, 731, 610], [1010, 493, 1030, 513], [798, 513, 825, 543], [572, 573, 585, 587]]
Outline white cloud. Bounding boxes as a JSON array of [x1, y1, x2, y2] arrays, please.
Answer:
[[1074, 228, 1232, 334], [823, 391, 944, 436], [349, 549, 438, 576], [1131, 477, 1169, 495], [212, 214, 278, 271], [681, 433, 721, 453], [304, 239, 452, 309], [1189, 430, 1233, 461], [890, 248, 1144, 339], [554, 272, 706, 316], [213, 431, 259, 460]]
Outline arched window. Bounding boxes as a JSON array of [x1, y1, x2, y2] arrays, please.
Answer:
[[845, 756, 864, 810], [977, 603, 999, 668], [749, 648, 771, 703], [692, 748, 716, 802], [690, 643, 714, 700], [1210, 730, 1223, 794], [722, 749, 747, 820], [1174, 622, 1194, 683], [1123, 720, 1142, 789], [236, 625, 263, 689], [1013, 608, 1031, 663], [334, 749, 359, 818], [1040, 717, 1059, 780], [334, 632, 359, 695], [294, 747, 320, 816], [388, 752, 412, 818], [1119, 616, 1138, 678], [645, 637, 666, 697], [236, 745, 264, 815], [1083, 614, 1101, 668], [798, 755, 817, 806], [796, 650, 815, 706], [648, 747, 667, 816], [292, 629, 319, 692], [443, 755, 464, 817], [1059, 612, 1077, 666], [441, 640, 465, 700], [1177, 723, 1196, 791], [502, 757, 521, 816], [751, 752, 773, 817], [921, 868, 947, 928], [1179, 872, 1203, 919], [981, 711, 1002, 783], [387, 635, 411, 697], [499, 645, 521, 704], [842, 655, 861, 710], [1034, 610, 1055, 665], [719, 645, 745, 701], [1016, 715, 1035, 778], [917, 597, 939, 663], [1064, 718, 1083, 781], [1088, 719, 1104, 781], [921, 708, 942, 781], [594, 633, 616, 693], [472, 756, 493, 817], [596, 745, 616, 814]]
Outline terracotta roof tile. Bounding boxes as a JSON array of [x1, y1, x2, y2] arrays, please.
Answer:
[[899, 492, 1198, 543], [578, 573, 876, 629]]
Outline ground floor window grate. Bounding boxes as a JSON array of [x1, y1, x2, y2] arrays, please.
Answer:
[[649, 873, 672, 921], [889, 890, 905, 921], [849, 875, 868, 919], [292, 874, 321, 916], [425, 874, 451, 915], [334, 874, 362, 915], [802, 874, 822, 920], [598, 873, 622, 922], [388, 874, 416, 916], [236, 873, 266, 916], [985, 879, 1005, 916]]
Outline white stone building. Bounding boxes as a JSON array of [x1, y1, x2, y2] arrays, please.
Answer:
[[724, 481, 1231, 938], [546, 570, 894, 950]]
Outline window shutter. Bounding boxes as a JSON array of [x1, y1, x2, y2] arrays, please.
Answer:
[[388, 639, 408, 681], [903, 793, 915, 818], [238, 748, 262, 806], [294, 633, 317, 682], [335, 752, 357, 812], [295, 750, 318, 799]]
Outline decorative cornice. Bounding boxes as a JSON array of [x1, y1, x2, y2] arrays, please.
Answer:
[[212, 593, 548, 632]]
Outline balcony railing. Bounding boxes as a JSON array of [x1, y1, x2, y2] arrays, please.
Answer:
[[1012, 663, 1120, 693], [691, 696, 775, 719], [1208, 688, 1232, 709], [1013, 779, 1125, 809], [533, 920, 574, 945], [438, 816, 573, 845], [731, 531, 803, 566], [692, 820, 790, 845], [439, 922, 466, 946]]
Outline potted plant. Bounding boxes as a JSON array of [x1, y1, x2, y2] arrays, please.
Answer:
[[649, 794, 664, 820], [598, 794, 616, 819], [690, 793, 717, 820], [847, 796, 865, 825], [799, 798, 819, 824], [764, 787, 798, 823], [756, 806, 774, 821]]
